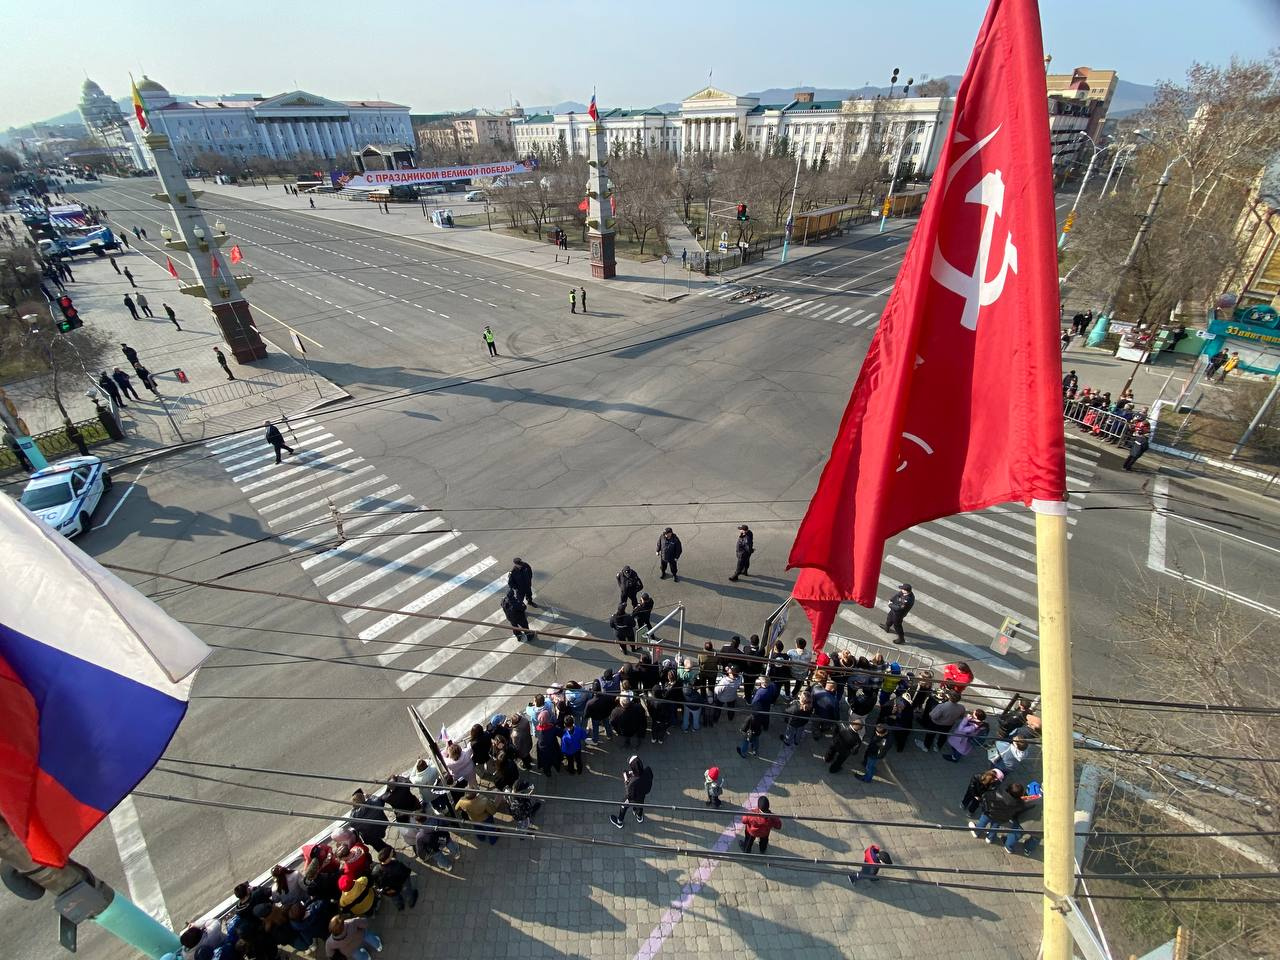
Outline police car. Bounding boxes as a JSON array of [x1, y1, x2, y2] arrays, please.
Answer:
[[18, 456, 113, 537]]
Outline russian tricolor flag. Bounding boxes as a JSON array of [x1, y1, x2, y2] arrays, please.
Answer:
[[0, 496, 209, 866]]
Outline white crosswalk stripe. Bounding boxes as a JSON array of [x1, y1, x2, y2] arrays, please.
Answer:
[[826, 443, 1098, 682], [206, 428, 596, 747]]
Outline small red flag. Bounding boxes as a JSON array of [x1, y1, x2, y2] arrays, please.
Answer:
[[210, 255, 223, 276], [578, 198, 589, 213], [229, 244, 243, 264], [165, 258, 178, 279], [787, 0, 1065, 648], [588, 93, 599, 122]]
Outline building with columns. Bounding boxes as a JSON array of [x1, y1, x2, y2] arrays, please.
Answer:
[[512, 86, 952, 174], [508, 77, 1114, 179], [127, 77, 412, 166]]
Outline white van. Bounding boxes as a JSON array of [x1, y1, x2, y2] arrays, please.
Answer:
[[465, 190, 486, 202]]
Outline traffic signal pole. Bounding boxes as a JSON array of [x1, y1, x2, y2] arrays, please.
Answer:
[[0, 820, 179, 957]]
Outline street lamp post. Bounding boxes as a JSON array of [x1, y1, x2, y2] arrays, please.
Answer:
[[1057, 133, 1108, 249], [779, 150, 802, 264]]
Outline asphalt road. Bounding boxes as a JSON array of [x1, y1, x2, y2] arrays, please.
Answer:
[[7, 184, 1277, 958]]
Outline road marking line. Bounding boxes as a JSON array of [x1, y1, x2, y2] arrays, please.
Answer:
[[218, 427, 329, 466], [404, 613, 516, 692], [358, 554, 496, 640], [232, 441, 343, 482], [851, 312, 875, 327], [249, 457, 366, 502], [109, 796, 172, 928], [930, 517, 1037, 564], [883, 556, 1034, 652], [207, 419, 315, 453], [830, 307, 854, 322], [239, 448, 356, 492], [960, 511, 1038, 545], [268, 475, 390, 527], [1167, 511, 1280, 555], [257, 465, 378, 514], [443, 628, 588, 735], [286, 495, 412, 554], [327, 529, 462, 603], [93, 463, 150, 530], [344, 542, 478, 626], [382, 574, 511, 671], [897, 539, 1040, 606], [313, 519, 447, 585]]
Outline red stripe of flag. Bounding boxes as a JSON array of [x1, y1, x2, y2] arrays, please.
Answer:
[[787, 0, 1066, 648]]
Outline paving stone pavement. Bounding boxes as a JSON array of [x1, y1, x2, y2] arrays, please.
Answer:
[[335, 713, 1042, 960]]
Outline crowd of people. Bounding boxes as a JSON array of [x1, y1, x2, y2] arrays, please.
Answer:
[[1061, 371, 1152, 470], [172, 615, 1043, 959]]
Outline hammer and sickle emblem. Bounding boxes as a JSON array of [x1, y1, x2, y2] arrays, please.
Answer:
[[896, 432, 934, 473], [930, 129, 1018, 331]]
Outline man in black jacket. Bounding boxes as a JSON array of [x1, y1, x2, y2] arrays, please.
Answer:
[[349, 788, 390, 852], [609, 603, 638, 654], [730, 524, 754, 581], [656, 527, 683, 581], [264, 420, 294, 464], [508, 557, 538, 607], [502, 590, 536, 642], [824, 719, 865, 773], [883, 583, 915, 644], [617, 565, 644, 608]]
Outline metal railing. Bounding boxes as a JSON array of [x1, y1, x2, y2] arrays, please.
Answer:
[[0, 416, 113, 474], [1063, 397, 1137, 446]]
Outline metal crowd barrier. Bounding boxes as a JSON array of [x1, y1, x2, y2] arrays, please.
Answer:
[[1062, 397, 1135, 445]]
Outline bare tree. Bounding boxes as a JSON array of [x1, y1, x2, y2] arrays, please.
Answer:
[[915, 77, 952, 98], [1067, 54, 1280, 324], [674, 156, 714, 222], [609, 153, 674, 254]]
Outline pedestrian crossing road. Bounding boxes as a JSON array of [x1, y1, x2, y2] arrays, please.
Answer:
[[207, 425, 1099, 735], [205, 419, 588, 741], [828, 440, 1102, 701], [697, 282, 891, 327]]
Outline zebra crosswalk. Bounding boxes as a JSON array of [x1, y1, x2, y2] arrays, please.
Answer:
[[204, 419, 581, 736], [697, 283, 883, 327], [828, 439, 1102, 691]]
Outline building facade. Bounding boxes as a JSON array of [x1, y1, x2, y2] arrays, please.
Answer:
[[1047, 66, 1117, 144], [128, 77, 412, 167], [507, 76, 1114, 179], [78, 79, 146, 170]]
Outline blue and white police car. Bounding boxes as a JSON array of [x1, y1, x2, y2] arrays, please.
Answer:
[[18, 456, 113, 537]]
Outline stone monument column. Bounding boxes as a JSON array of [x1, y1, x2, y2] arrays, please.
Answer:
[[585, 110, 617, 280], [144, 129, 267, 362]]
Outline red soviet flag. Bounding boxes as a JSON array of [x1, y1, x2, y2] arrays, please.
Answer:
[[165, 258, 178, 278], [788, 0, 1065, 646], [229, 244, 243, 264]]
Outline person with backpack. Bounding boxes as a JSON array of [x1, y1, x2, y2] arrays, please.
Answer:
[[617, 565, 644, 608], [610, 691, 648, 748], [609, 755, 654, 828], [971, 781, 1027, 843], [851, 843, 893, 883]]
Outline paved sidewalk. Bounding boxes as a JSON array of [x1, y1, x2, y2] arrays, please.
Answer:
[[3, 239, 347, 459]]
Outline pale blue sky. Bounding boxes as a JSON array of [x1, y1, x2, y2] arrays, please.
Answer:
[[2, 0, 1275, 129]]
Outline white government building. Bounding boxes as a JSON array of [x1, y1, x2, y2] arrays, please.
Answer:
[[127, 77, 413, 167], [512, 85, 1096, 177]]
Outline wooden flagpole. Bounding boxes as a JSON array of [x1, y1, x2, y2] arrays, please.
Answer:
[[1034, 499, 1074, 960]]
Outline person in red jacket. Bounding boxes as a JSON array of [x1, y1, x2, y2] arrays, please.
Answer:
[[851, 843, 893, 883], [942, 661, 974, 695], [739, 796, 782, 853]]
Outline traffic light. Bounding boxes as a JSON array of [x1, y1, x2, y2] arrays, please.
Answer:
[[56, 295, 82, 333], [736, 203, 748, 221]]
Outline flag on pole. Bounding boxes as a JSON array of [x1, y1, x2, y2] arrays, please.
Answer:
[[129, 76, 149, 133], [229, 244, 243, 264], [165, 258, 178, 278], [787, 0, 1065, 648], [0, 496, 210, 866], [211, 254, 223, 276], [578, 197, 589, 213], [588, 92, 599, 122]]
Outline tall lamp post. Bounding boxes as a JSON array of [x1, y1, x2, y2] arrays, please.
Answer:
[[1057, 132, 1108, 249]]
